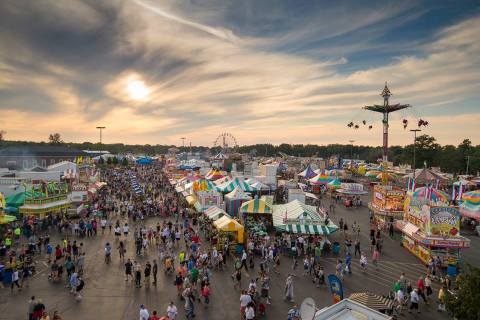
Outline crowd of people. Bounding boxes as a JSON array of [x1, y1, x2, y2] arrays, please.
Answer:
[[0, 162, 458, 320]]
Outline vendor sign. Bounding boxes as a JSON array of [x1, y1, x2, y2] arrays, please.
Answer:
[[429, 207, 461, 236], [327, 274, 344, 303]]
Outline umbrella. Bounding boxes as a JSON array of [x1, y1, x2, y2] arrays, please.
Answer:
[[348, 292, 393, 311]]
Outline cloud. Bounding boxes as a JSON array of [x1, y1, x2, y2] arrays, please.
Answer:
[[0, 1, 479, 147]]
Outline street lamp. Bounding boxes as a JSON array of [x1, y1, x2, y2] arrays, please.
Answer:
[[348, 140, 355, 161], [410, 129, 421, 181], [96, 126, 106, 145], [181, 137, 186, 149]]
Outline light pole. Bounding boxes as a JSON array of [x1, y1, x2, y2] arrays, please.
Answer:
[[96, 126, 106, 145], [348, 140, 355, 161], [181, 137, 186, 149], [410, 129, 421, 181]]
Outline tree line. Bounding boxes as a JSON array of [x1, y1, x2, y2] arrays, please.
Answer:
[[0, 133, 478, 175]]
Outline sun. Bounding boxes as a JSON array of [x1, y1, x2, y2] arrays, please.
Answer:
[[127, 79, 150, 101]]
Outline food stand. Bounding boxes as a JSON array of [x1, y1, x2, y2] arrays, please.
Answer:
[[212, 216, 244, 253], [399, 187, 470, 266], [368, 185, 405, 226], [196, 190, 222, 212]]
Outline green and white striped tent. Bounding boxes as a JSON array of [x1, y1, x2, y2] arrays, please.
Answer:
[[215, 178, 258, 193], [272, 200, 338, 235]]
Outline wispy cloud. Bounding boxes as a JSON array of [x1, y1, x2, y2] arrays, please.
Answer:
[[0, 1, 478, 146], [133, 0, 239, 42]]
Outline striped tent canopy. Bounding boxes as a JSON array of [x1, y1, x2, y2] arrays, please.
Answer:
[[216, 178, 258, 193], [225, 186, 251, 200], [460, 190, 480, 220], [309, 172, 332, 185], [192, 179, 216, 192], [239, 196, 273, 215], [203, 206, 230, 221], [327, 178, 341, 189], [205, 169, 225, 180], [272, 200, 338, 235], [348, 292, 393, 311], [213, 176, 231, 186]]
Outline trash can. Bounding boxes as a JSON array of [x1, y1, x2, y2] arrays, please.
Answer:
[[3, 268, 12, 285], [332, 242, 340, 255], [447, 264, 457, 277]]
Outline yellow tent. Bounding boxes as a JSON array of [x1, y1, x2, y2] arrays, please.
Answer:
[[185, 195, 197, 206], [213, 216, 244, 243], [0, 192, 6, 209]]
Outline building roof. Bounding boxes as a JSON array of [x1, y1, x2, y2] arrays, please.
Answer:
[[0, 145, 87, 157]]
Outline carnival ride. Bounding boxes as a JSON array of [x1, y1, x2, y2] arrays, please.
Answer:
[[347, 83, 430, 163], [213, 132, 238, 153]]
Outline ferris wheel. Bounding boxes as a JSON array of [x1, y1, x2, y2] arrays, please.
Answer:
[[213, 132, 238, 152]]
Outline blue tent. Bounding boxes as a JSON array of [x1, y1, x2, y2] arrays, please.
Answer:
[[136, 157, 153, 165]]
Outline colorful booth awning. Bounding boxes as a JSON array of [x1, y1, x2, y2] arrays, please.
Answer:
[[239, 197, 273, 214]]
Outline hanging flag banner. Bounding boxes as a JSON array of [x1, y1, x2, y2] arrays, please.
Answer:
[[327, 274, 344, 303]]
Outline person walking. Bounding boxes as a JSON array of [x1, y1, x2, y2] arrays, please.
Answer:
[[125, 259, 133, 281], [11, 269, 21, 292], [284, 275, 294, 302], [152, 260, 158, 285], [139, 304, 149, 320], [28, 296, 36, 320], [372, 248, 380, 269], [354, 239, 361, 257], [245, 303, 255, 320], [409, 289, 420, 314], [201, 282, 210, 308], [167, 301, 178, 319], [134, 261, 142, 288], [240, 250, 249, 271], [360, 252, 368, 272], [144, 261, 151, 288]]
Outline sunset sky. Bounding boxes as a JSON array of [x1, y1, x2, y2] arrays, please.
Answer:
[[0, 0, 479, 147]]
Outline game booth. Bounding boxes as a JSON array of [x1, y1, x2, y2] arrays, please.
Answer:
[[398, 187, 470, 267], [239, 196, 274, 239], [272, 200, 338, 235], [308, 172, 332, 194], [368, 185, 405, 227], [335, 183, 368, 207]]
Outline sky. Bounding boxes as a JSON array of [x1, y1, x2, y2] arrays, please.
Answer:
[[0, 0, 479, 147]]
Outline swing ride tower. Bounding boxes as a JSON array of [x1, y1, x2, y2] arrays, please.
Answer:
[[364, 83, 411, 162]]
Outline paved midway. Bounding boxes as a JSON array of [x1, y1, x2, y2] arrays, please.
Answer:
[[1, 192, 477, 319]]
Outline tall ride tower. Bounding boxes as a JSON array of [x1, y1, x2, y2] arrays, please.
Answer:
[[364, 83, 411, 162]]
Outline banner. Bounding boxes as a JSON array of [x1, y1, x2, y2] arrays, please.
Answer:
[[429, 206, 461, 236], [327, 274, 344, 303]]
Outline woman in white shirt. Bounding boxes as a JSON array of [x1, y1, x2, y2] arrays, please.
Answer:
[[167, 301, 178, 319], [245, 304, 255, 320]]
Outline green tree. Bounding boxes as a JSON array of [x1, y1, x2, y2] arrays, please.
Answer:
[[112, 157, 118, 165], [445, 265, 480, 320], [48, 133, 63, 144], [98, 157, 105, 165], [121, 158, 129, 166], [106, 157, 112, 165]]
